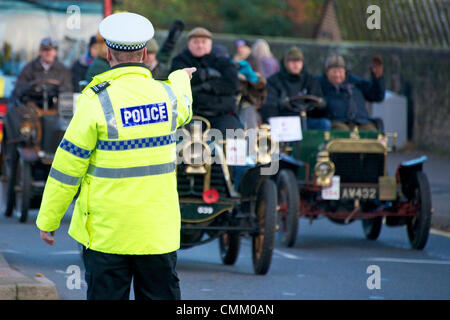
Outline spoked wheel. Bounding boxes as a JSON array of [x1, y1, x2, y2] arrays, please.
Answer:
[[252, 179, 277, 275], [362, 216, 383, 240], [407, 172, 432, 250], [219, 231, 241, 265], [16, 158, 32, 223], [276, 169, 299, 247], [3, 142, 18, 218]]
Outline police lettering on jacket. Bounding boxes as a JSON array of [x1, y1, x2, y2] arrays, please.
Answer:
[[120, 102, 168, 127]]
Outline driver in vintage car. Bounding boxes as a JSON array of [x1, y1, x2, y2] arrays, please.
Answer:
[[14, 37, 73, 109], [260, 46, 329, 130], [170, 27, 242, 135]]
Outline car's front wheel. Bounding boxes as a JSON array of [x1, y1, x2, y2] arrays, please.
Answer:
[[407, 172, 432, 250], [362, 216, 383, 240], [276, 169, 299, 247], [252, 179, 277, 275], [219, 231, 241, 265]]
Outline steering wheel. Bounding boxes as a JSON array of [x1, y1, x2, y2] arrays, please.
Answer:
[[29, 78, 61, 94], [287, 94, 326, 113]]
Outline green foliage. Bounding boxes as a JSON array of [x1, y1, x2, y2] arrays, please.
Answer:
[[217, 0, 291, 36], [117, 0, 300, 37]]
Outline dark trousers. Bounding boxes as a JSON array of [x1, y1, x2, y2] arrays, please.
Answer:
[[82, 248, 180, 300]]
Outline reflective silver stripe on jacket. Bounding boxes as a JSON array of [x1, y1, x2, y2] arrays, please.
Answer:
[[180, 94, 192, 127], [160, 82, 178, 131], [49, 167, 82, 186], [86, 161, 175, 179], [97, 89, 119, 139]]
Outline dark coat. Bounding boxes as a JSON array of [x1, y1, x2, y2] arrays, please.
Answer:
[[317, 73, 385, 124], [15, 57, 73, 98], [261, 63, 324, 122], [70, 59, 88, 92], [85, 57, 110, 83], [170, 49, 239, 118]]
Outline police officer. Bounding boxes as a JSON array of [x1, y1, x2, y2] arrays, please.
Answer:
[[36, 12, 195, 300]]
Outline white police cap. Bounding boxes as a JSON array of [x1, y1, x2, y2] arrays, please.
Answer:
[[99, 12, 154, 52]]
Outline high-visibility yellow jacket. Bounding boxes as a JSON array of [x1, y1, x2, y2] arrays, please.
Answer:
[[36, 63, 192, 255]]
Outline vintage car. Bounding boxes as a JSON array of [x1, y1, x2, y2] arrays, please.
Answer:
[[177, 116, 278, 275], [2, 82, 76, 222], [272, 96, 432, 250]]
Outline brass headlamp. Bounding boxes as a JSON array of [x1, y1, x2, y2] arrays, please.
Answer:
[[255, 124, 276, 165], [314, 150, 335, 186], [182, 116, 212, 174]]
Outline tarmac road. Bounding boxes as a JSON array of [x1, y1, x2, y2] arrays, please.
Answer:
[[0, 208, 449, 300], [1, 151, 449, 300]]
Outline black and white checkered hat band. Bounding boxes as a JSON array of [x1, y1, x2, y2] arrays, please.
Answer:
[[105, 39, 147, 51]]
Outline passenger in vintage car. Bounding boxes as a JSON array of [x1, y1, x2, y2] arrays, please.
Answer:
[[317, 54, 385, 131]]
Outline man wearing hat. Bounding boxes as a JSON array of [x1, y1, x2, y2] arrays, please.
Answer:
[[14, 37, 73, 105], [170, 27, 241, 134], [261, 46, 329, 130], [318, 54, 385, 131], [36, 12, 196, 300]]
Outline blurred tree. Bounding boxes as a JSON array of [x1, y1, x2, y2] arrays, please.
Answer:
[[287, 0, 327, 37], [217, 0, 291, 36], [117, 0, 326, 37], [118, 0, 222, 31]]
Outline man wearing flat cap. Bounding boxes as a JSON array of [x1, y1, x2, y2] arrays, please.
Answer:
[[318, 54, 385, 131], [170, 26, 241, 134], [36, 12, 196, 300], [14, 37, 73, 106]]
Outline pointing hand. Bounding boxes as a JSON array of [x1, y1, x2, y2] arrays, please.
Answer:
[[183, 67, 197, 80]]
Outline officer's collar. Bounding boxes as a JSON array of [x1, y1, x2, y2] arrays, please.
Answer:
[[86, 62, 152, 90], [110, 62, 150, 70]]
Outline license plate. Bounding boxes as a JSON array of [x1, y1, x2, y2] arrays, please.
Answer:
[[322, 176, 340, 200], [341, 187, 377, 200]]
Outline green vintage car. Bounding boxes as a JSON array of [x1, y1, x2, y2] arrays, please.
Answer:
[[176, 116, 278, 275], [274, 104, 432, 250]]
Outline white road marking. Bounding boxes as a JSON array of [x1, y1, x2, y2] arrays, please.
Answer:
[[50, 250, 81, 255], [55, 269, 67, 274], [430, 228, 450, 238], [273, 249, 302, 260], [365, 257, 450, 265], [282, 292, 296, 296], [0, 249, 22, 254]]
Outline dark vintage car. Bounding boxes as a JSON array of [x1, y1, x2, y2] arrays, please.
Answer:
[[272, 96, 432, 250], [176, 116, 278, 275], [2, 83, 76, 222]]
